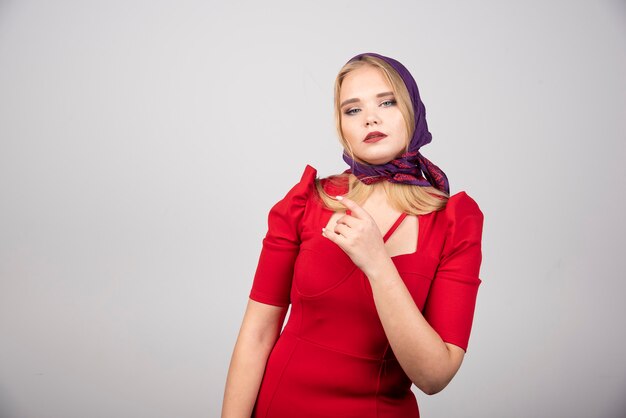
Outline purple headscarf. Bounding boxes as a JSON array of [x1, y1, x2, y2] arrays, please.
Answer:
[[341, 52, 450, 195]]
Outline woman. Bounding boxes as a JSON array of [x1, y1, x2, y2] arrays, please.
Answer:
[[222, 52, 484, 418]]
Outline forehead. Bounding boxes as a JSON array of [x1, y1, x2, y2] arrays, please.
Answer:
[[340, 65, 392, 98]]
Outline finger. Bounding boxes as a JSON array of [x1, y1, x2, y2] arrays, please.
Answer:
[[335, 195, 369, 220], [336, 213, 359, 229], [333, 222, 352, 238], [321, 226, 345, 244]]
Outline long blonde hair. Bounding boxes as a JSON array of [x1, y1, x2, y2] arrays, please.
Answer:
[[315, 54, 449, 215]]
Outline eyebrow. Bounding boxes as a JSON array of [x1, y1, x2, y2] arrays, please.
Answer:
[[340, 91, 395, 108]]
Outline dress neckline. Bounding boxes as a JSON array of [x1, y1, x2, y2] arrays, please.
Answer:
[[382, 212, 409, 243], [342, 209, 411, 247], [318, 178, 420, 258]]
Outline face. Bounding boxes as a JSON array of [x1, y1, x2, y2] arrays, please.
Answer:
[[339, 65, 409, 166]]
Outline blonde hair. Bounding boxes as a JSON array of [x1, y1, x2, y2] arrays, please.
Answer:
[[315, 54, 449, 215]]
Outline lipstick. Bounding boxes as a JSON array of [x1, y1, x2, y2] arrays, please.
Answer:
[[364, 131, 387, 143]]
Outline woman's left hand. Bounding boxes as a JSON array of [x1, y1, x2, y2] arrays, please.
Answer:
[[322, 196, 391, 277]]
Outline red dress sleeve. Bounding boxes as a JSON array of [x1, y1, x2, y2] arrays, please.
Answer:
[[249, 165, 317, 307], [423, 191, 484, 352]]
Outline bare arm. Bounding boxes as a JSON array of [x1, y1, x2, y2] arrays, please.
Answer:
[[221, 299, 288, 418], [367, 259, 465, 395], [322, 196, 466, 395]]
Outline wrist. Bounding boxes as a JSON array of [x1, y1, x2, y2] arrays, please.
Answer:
[[364, 253, 396, 282]]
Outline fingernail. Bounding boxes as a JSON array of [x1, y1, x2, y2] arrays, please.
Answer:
[[335, 195, 343, 200]]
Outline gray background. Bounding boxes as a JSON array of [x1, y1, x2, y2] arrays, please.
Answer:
[[1, 0, 625, 417]]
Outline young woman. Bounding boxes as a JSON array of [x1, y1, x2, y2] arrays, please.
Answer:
[[222, 52, 484, 418]]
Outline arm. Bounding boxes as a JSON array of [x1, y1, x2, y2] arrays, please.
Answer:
[[366, 260, 464, 395], [323, 195, 481, 395], [221, 299, 288, 417], [222, 166, 314, 415]]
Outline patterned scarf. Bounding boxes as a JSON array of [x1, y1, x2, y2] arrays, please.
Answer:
[[341, 52, 450, 195]]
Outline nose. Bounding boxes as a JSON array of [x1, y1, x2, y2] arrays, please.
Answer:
[[365, 111, 380, 126]]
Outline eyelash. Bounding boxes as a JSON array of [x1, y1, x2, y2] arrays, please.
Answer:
[[344, 100, 397, 116]]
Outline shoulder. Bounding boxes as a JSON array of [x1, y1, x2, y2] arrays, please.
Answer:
[[280, 164, 318, 199], [299, 164, 350, 198], [301, 164, 318, 181], [437, 191, 484, 262], [436, 191, 484, 243], [265, 165, 319, 235], [442, 191, 484, 221], [269, 164, 322, 216], [318, 170, 350, 196]]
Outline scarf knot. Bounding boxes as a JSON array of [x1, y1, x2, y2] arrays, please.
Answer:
[[343, 149, 449, 193]]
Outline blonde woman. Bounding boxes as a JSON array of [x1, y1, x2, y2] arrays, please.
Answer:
[[222, 52, 485, 418]]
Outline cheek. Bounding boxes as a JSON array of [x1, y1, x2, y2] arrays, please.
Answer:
[[391, 112, 406, 129], [341, 119, 359, 141], [392, 115, 409, 139]]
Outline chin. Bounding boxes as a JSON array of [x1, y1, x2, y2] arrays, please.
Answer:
[[361, 156, 394, 165], [357, 148, 404, 166]]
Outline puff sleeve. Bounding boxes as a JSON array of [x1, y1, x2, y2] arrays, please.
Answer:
[[248, 165, 317, 307], [423, 192, 484, 352]]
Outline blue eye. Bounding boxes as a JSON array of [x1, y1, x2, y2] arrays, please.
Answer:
[[343, 99, 396, 116]]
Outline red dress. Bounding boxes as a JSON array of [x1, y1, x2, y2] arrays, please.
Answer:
[[249, 164, 484, 418]]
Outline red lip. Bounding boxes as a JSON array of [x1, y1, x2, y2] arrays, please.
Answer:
[[363, 131, 387, 143]]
